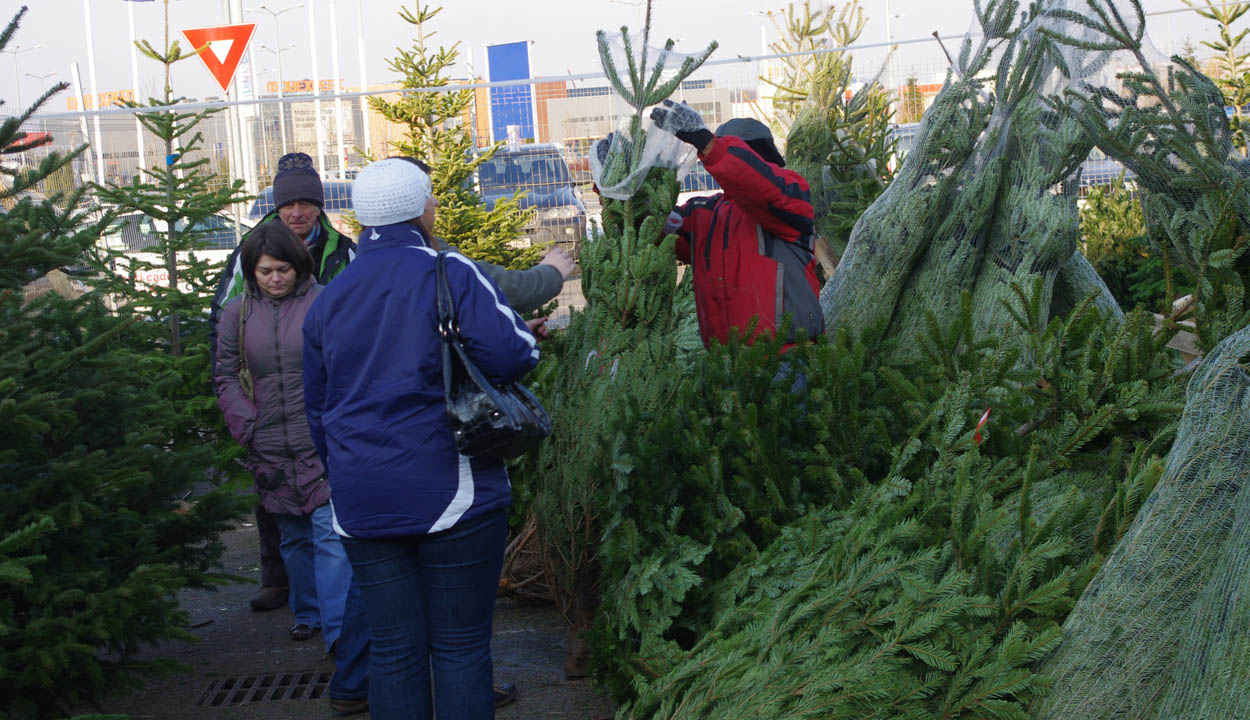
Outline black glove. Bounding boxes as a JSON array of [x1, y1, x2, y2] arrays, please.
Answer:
[[650, 99, 714, 151]]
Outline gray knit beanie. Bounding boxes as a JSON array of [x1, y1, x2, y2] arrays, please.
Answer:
[[272, 152, 324, 209]]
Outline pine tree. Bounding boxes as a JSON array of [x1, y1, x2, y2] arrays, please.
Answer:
[[89, 0, 252, 485], [511, 2, 715, 677], [369, 1, 539, 269], [0, 8, 246, 719], [616, 285, 1183, 718], [779, 0, 896, 257], [1053, 0, 1250, 350]]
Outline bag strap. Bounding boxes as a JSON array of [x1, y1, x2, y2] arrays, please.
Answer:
[[435, 251, 511, 399], [238, 293, 255, 402], [436, 250, 458, 339]]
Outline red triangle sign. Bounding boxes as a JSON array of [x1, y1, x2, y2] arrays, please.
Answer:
[[181, 23, 257, 94]]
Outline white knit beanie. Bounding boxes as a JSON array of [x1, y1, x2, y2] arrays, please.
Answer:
[[352, 158, 432, 227]]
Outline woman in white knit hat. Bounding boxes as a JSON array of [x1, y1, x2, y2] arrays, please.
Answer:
[[302, 158, 539, 719]]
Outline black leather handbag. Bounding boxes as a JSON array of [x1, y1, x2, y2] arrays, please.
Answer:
[[436, 251, 552, 461]]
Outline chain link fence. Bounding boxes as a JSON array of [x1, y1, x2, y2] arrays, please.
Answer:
[[6, 52, 1141, 323]]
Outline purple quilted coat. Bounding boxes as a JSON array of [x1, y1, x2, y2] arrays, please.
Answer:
[[215, 279, 328, 516]]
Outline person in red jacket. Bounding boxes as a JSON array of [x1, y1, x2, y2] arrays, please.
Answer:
[[649, 99, 825, 350]]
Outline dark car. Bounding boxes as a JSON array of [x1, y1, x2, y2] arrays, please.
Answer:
[[478, 144, 587, 253]]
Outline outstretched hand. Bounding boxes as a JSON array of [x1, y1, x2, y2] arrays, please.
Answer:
[[526, 315, 550, 340], [649, 99, 714, 153]]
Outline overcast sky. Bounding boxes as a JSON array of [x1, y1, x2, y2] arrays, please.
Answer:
[[0, 0, 1226, 114]]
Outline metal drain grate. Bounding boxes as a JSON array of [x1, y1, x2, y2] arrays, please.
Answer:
[[197, 670, 332, 706]]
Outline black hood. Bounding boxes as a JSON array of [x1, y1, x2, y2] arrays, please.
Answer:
[[715, 118, 785, 167]]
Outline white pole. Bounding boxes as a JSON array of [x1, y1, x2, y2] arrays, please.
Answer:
[[70, 62, 97, 185], [329, 0, 346, 179], [127, 2, 147, 175], [226, 0, 258, 196], [883, 0, 897, 100], [307, 1, 327, 177], [82, 0, 106, 184], [355, 0, 371, 159]]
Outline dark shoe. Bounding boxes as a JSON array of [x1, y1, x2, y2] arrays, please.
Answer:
[[494, 682, 518, 708], [329, 696, 369, 716], [289, 623, 319, 641], [249, 585, 288, 611]]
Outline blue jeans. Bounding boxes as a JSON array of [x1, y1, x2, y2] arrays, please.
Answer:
[[330, 577, 369, 701], [342, 508, 507, 720], [274, 503, 352, 651]]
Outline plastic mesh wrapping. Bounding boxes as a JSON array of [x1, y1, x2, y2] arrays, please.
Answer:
[[588, 30, 710, 200], [818, 0, 1153, 358], [1036, 324, 1250, 719]]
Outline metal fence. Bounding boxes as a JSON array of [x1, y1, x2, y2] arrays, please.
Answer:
[[6, 50, 1142, 323]]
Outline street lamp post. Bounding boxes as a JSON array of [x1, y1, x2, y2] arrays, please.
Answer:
[[247, 3, 303, 156], [3, 44, 40, 109], [258, 42, 296, 155]]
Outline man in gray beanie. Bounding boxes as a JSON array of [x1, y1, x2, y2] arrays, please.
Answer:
[[208, 152, 357, 614]]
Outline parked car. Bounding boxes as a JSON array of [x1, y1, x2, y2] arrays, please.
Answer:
[[248, 179, 355, 233], [477, 144, 587, 253], [100, 211, 254, 292]]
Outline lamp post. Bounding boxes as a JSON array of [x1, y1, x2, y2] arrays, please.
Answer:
[[3, 44, 40, 109], [607, 0, 660, 31], [247, 3, 303, 156], [258, 42, 296, 153]]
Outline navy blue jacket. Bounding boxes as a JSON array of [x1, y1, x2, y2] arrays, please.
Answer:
[[302, 223, 539, 538]]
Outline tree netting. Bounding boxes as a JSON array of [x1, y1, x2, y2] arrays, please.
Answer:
[[1036, 323, 1250, 719], [588, 30, 712, 200], [817, 0, 1175, 361]]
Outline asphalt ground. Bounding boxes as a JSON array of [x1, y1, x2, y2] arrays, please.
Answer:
[[93, 521, 615, 720]]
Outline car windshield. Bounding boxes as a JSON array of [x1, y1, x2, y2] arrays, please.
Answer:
[[479, 153, 571, 190]]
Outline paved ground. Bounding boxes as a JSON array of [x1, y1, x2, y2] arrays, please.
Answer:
[[94, 521, 615, 720]]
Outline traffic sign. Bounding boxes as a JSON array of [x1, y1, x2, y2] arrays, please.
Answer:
[[181, 23, 257, 95]]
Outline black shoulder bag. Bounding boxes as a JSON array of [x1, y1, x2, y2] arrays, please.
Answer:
[[436, 250, 552, 460]]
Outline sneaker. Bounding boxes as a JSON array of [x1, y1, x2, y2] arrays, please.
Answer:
[[494, 682, 518, 708], [249, 585, 288, 611], [329, 697, 369, 716]]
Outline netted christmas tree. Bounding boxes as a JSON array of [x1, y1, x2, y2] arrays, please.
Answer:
[[1027, 2, 1250, 716], [0, 8, 246, 719], [368, 1, 538, 269], [820, 0, 1127, 363], [1050, 0, 1250, 352]]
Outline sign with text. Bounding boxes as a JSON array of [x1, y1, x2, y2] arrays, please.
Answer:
[[181, 23, 257, 94]]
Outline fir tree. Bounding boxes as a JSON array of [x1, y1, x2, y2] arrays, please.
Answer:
[[369, 1, 538, 269], [779, 0, 896, 257], [513, 1, 715, 677], [89, 0, 252, 485], [615, 285, 1182, 718], [0, 8, 246, 719], [1051, 0, 1250, 350]]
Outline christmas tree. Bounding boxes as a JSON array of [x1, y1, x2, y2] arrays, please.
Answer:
[[88, 0, 253, 486], [0, 8, 246, 719], [369, 1, 539, 269], [515, 3, 715, 677]]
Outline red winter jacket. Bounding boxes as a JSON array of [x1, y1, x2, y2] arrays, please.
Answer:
[[673, 135, 825, 349]]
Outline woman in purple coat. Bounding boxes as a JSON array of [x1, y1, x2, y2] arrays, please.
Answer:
[[214, 223, 350, 652]]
